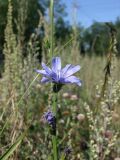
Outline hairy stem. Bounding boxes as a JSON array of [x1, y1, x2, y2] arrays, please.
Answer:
[[50, 0, 54, 57], [52, 93, 58, 160]]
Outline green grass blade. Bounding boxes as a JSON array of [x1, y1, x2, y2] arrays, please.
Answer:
[[0, 132, 26, 160], [48, 155, 53, 160], [60, 154, 65, 160], [0, 120, 8, 136]]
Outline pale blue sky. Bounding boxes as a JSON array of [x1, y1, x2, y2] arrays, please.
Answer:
[[62, 0, 120, 27]]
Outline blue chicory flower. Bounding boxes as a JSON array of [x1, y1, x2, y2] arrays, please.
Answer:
[[36, 57, 82, 86]]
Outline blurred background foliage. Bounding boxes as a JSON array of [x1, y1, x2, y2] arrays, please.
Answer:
[[0, 0, 120, 63]]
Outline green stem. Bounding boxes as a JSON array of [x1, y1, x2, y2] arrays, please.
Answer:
[[52, 135, 58, 160], [52, 93, 58, 160], [50, 0, 57, 159], [50, 0, 54, 57]]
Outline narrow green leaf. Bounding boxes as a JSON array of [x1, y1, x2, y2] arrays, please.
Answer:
[[0, 132, 26, 160], [48, 155, 53, 160], [0, 120, 8, 136], [60, 153, 65, 160]]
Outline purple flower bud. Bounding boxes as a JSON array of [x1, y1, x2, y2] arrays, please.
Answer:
[[64, 146, 72, 156], [43, 111, 56, 135]]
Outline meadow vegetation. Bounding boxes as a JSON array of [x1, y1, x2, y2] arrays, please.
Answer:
[[0, 0, 120, 159]]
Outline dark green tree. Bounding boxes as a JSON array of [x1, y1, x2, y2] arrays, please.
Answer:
[[115, 17, 120, 54], [0, 0, 46, 57], [54, 0, 72, 42], [82, 22, 110, 56]]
